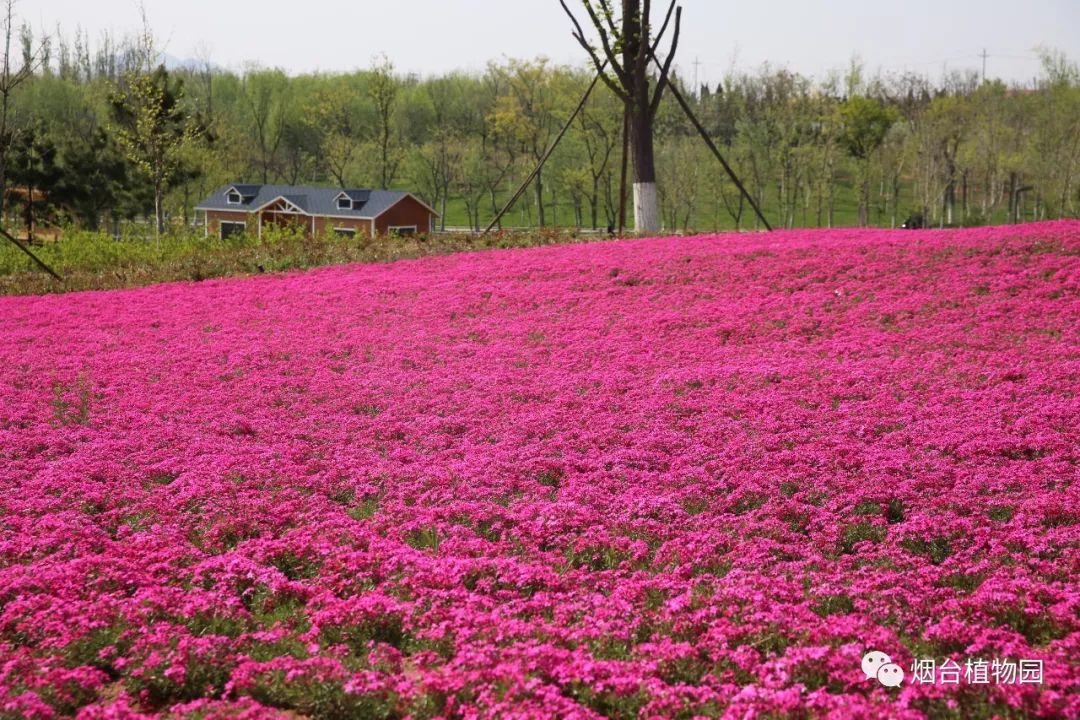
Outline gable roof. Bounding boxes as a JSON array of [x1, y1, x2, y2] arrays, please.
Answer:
[[196, 184, 437, 218], [249, 194, 311, 213], [228, 184, 261, 198], [337, 189, 371, 203]]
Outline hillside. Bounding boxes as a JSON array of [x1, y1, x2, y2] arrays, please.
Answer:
[[1, 223, 1077, 719]]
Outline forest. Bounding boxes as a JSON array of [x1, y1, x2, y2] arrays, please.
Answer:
[[5, 12, 1080, 240]]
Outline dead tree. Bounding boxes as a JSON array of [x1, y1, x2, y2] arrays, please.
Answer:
[[560, 0, 681, 234]]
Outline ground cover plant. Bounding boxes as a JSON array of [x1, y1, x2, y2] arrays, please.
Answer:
[[0, 226, 602, 297], [0, 221, 1077, 719]]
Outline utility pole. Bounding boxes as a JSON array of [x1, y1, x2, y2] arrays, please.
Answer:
[[693, 56, 701, 98], [980, 48, 988, 83]]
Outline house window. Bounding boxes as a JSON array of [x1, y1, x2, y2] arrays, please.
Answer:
[[226, 190, 242, 205], [337, 197, 352, 210], [333, 227, 356, 238], [389, 225, 417, 237], [220, 220, 246, 239]]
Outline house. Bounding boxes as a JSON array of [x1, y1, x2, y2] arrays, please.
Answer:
[[194, 184, 438, 240]]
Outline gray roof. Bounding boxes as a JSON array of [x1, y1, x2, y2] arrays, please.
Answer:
[[195, 184, 435, 218], [231, 184, 261, 198]]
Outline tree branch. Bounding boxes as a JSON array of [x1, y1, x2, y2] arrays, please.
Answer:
[[559, 0, 627, 85], [594, 0, 619, 36], [649, 5, 681, 119], [0, 0, 47, 94], [559, 0, 629, 101], [632, 0, 650, 102], [572, 31, 628, 102], [650, 0, 677, 55]]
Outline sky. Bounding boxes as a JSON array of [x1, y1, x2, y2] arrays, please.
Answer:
[[25, 0, 1080, 86]]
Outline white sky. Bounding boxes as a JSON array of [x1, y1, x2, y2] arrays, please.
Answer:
[[26, 0, 1080, 85]]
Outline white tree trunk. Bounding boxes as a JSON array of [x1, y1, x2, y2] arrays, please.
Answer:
[[633, 181, 660, 234]]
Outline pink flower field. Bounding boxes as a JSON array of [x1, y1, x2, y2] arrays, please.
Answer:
[[1, 222, 1078, 719]]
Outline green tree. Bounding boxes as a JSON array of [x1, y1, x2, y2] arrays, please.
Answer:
[[109, 64, 203, 242], [52, 128, 134, 230], [240, 67, 290, 183], [657, 134, 701, 231], [411, 73, 477, 227], [368, 54, 401, 188], [0, 0, 47, 219], [575, 82, 621, 228], [311, 78, 367, 187], [8, 121, 59, 240], [839, 95, 899, 225], [489, 58, 565, 226], [1028, 50, 1080, 218]]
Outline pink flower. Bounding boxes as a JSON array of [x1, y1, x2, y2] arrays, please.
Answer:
[[1, 221, 1077, 718]]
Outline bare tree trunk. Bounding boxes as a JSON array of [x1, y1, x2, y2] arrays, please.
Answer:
[[591, 177, 600, 229], [858, 159, 870, 227], [629, 131, 658, 217], [560, 0, 679, 235], [0, 2, 12, 221], [815, 178, 823, 227], [154, 176, 164, 246], [618, 106, 629, 233], [534, 169, 546, 226], [25, 183, 32, 242], [182, 182, 190, 228], [0, 0, 43, 222], [891, 176, 901, 229], [489, 188, 500, 229], [827, 180, 835, 228], [961, 170, 968, 221], [1007, 172, 1017, 224], [626, 2, 659, 234], [381, 125, 390, 188], [944, 173, 955, 225]]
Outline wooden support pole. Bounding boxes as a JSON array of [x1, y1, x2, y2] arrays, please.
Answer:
[[618, 105, 629, 235], [647, 51, 773, 231], [0, 226, 64, 282], [481, 63, 607, 237]]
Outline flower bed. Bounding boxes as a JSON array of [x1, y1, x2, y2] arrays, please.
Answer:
[[1, 222, 1077, 718]]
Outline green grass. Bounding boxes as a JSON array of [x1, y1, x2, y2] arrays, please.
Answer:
[[433, 172, 1026, 232], [1, 176, 1034, 296], [435, 179, 871, 231], [0, 224, 605, 296]]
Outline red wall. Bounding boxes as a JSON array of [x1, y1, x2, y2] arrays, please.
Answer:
[[374, 196, 435, 236]]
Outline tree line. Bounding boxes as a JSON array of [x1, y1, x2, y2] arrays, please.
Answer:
[[4, 11, 1080, 239]]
